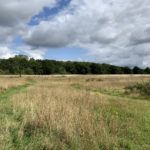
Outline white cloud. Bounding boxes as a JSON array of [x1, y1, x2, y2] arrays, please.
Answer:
[[0, 0, 150, 67], [23, 0, 150, 67], [0, 0, 56, 41], [0, 46, 16, 59], [16, 45, 47, 60], [0, 0, 56, 58]]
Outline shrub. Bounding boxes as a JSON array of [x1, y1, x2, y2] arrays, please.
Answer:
[[125, 82, 150, 96]]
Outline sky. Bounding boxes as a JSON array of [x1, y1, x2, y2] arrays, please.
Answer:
[[0, 0, 150, 68]]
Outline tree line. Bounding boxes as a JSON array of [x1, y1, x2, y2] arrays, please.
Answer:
[[0, 55, 150, 75]]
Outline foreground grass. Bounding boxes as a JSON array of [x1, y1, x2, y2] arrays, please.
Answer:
[[0, 75, 150, 150], [0, 78, 34, 149]]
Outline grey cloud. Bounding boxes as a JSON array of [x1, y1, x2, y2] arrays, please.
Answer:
[[24, 22, 76, 48], [0, 0, 56, 27], [0, 0, 56, 58], [130, 27, 150, 45], [0, 0, 56, 41], [0, 0, 150, 67], [23, 0, 150, 67]]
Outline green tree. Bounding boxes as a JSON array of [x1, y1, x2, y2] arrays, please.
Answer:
[[133, 66, 143, 74], [13, 55, 29, 77], [123, 67, 132, 74], [144, 67, 150, 74], [90, 63, 102, 74]]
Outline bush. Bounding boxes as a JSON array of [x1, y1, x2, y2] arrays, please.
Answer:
[[125, 82, 150, 96], [0, 69, 5, 75]]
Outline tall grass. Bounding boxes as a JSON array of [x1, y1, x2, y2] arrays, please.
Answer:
[[8, 76, 150, 150], [0, 77, 26, 92]]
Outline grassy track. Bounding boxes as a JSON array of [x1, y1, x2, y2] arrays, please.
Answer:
[[0, 79, 35, 150], [71, 83, 150, 101], [0, 81, 33, 101]]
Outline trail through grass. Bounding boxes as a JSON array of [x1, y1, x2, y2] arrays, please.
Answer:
[[71, 83, 150, 101], [0, 79, 35, 150], [0, 80, 34, 101]]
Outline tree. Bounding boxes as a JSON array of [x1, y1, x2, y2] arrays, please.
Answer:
[[42, 60, 56, 74], [13, 55, 29, 77], [24, 68, 34, 75], [74, 62, 90, 74], [133, 66, 143, 74], [90, 63, 102, 74], [123, 67, 132, 74], [65, 61, 77, 74], [0, 69, 4, 75], [108, 65, 123, 74], [0, 56, 148, 75], [144, 67, 150, 74]]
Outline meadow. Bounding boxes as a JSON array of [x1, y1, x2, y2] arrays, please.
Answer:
[[0, 75, 150, 150]]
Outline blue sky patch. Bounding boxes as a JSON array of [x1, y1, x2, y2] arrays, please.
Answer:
[[44, 47, 94, 62], [29, 0, 71, 26]]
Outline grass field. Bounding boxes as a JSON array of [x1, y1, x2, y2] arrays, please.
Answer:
[[0, 75, 150, 150]]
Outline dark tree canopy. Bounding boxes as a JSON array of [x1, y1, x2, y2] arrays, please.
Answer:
[[0, 55, 149, 75]]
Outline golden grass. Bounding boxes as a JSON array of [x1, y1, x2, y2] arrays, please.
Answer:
[[0, 77, 26, 92], [6, 75, 150, 149]]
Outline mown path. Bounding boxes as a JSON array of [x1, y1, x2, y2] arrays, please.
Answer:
[[71, 83, 150, 102], [0, 79, 35, 150], [92, 88, 150, 101], [0, 80, 34, 101]]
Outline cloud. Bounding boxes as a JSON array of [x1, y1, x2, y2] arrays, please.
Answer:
[[22, 0, 150, 67], [130, 26, 150, 46], [0, 0, 56, 58], [0, 0, 150, 67], [0, 0, 56, 27], [0, 0, 56, 42], [0, 46, 15, 59], [15, 45, 47, 60]]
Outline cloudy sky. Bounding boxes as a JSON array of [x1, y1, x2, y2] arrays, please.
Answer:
[[0, 0, 150, 67]]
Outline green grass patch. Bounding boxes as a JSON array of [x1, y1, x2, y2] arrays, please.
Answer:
[[0, 78, 34, 101], [71, 83, 82, 90], [0, 79, 35, 150]]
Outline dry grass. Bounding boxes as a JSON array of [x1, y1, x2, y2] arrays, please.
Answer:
[[0, 75, 150, 150], [12, 81, 107, 148], [7, 76, 150, 150], [0, 77, 26, 92]]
